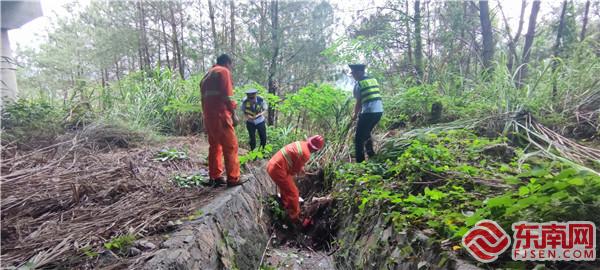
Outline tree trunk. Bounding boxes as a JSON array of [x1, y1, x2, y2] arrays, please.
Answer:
[[500, 0, 526, 73], [115, 60, 121, 81], [101, 68, 107, 89], [159, 11, 172, 70], [551, 0, 568, 101], [208, 0, 219, 54], [414, 0, 424, 82], [425, 0, 432, 83], [230, 0, 236, 54], [580, 0, 590, 41], [259, 0, 267, 45], [157, 37, 163, 68], [516, 0, 541, 88], [197, 2, 206, 71], [137, 0, 151, 70], [459, 2, 468, 76], [405, 0, 412, 64], [179, 2, 186, 78], [268, 0, 279, 126], [169, 4, 184, 78], [479, 0, 494, 72]]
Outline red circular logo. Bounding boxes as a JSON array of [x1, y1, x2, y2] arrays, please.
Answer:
[[462, 220, 511, 263]]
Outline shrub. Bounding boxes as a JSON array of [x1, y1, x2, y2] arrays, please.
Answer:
[[1, 99, 65, 147]]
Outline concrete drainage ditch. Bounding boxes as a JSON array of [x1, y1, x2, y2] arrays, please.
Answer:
[[142, 163, 275, 270], [141, 162, 335, 270], [141, 162, 476, 270]]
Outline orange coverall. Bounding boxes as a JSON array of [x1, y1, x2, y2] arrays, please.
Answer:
[[267, 141, 311, 222], [200, 65, 240, 183]]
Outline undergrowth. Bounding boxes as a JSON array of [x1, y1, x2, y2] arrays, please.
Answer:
[[331, 129, 600, 267]]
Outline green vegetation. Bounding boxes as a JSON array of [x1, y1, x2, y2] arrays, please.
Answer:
[[103, 234, 136, 253], [239, 145, 274, 166], [3, 0, 599, 268], [331, 129, 599, 268], [171, 174, 207, 188], [154, 148, 189, 162], [80, 247, 99, 258], [187, 210, 204, 221]]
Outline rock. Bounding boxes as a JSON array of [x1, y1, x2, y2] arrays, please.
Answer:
[[381, 226, 393, 242], [481, 143, 515, 162], [128, 247, 142, 256], [135, 240, 156, 250], [422, 228, 436, 237]]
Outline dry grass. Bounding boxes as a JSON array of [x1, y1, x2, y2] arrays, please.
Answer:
[[1, 135, 217, 269]]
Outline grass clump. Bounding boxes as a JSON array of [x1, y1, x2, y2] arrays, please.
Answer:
[[103, 234, 136, 253]]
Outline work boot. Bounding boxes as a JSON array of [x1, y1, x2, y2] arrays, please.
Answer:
[[204, 177, 225, 188]]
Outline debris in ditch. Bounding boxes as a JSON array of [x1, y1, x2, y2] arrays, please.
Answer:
[[263, 173, 338, 265]]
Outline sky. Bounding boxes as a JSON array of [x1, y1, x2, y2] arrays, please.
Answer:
[[8, 0, 556, 51]]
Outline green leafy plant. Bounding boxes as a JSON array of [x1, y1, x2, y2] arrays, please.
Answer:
[[80, 246, 99, 258], [103, 234, 136, 253], [239, 144, 274, 165], [154, 148, 188, 161], [333, 129, 600, 247], [1, 99, 66, 144], [172, 174, 207, 188]]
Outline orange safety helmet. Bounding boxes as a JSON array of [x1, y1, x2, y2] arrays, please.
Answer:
[[307, 135, 325, 152]]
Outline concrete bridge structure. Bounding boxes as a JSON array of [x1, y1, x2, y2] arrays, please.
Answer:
[[1, 0, 42, 108]]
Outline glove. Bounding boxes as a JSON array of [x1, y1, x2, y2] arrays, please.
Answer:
[[302, 217, 313, 228]]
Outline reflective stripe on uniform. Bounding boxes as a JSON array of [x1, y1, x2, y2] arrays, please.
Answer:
[[203, 90, 221, 97], [244, 101, 264, 116], [280, 141, 302, 169], [358, 78, 382, 103]]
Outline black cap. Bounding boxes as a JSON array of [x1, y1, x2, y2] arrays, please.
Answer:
[[245, 88, 258, 94], [348, 64, 366, 72]]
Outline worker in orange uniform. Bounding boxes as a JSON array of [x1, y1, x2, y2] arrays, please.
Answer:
[[200, 54, 243, 188], [267, 135, 325, 225]]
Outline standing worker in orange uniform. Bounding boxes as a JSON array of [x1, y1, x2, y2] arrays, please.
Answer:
[[200, 54, 243, 188], [267, 135, 325, 224]]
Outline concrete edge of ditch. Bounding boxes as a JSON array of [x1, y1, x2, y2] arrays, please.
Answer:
[[142, 163, 275, 270]]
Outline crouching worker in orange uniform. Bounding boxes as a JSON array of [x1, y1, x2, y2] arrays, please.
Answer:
[[267, 135, 325, 225], [200, 54, 243, 188]]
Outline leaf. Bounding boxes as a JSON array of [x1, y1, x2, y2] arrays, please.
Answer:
[[555, 168, 578, 180], [568, 177, 584, 186], [486, 195, 514, 208], [530, 167, 550, 177], [518, 186, 530, 196], [551, 191, 569, 200], [504, 176, 521, 185], [424, 187, 447, 201]]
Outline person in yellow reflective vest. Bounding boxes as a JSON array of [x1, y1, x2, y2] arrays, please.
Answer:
[[349, 64, 384, 163], [266, 135, 325, 224], [241, 89, 268, 150]]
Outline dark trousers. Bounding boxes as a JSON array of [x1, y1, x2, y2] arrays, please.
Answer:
[[355, 112, 382, 163], [246, 121, 267, 150]]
